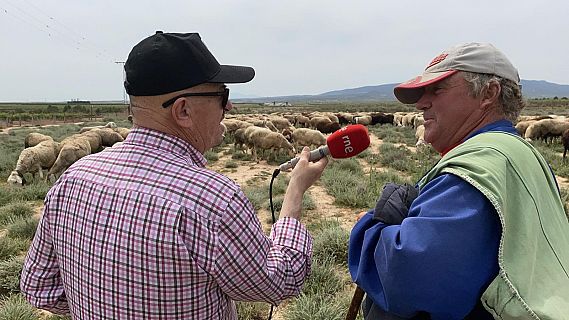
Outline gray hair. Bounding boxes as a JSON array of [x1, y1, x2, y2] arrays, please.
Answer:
[[461, 71, 525, 122]]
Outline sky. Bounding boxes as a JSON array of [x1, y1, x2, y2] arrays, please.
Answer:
[[1, 0, 568, 102]]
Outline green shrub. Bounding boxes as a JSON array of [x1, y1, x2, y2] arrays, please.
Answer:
[[236, 301, 271, 320], [322, 159, 410, 208], [224, 161, 239, 169], [6, 218, 39, 241], [204, 150, 219, 162], [302, 195, 317, 210], [243, 186, 267, 211], [0, 256, 24, 295], [312, 223, 350, 266], [0, 294, 40, 320], [532, 141, 569, 179], [266, 196, 283, 216], [302, 257, 348, 297], [0, 202, 35, 227], [0, 181, 51, 206], [368, 125, 416, 146], [376, 143, 440, 182], [0, 237, 29, 261], [45, 315, 72, 320], [283, 294, 345, 320], [231, 151, 252, 161]]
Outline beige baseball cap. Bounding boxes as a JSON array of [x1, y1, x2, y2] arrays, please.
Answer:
[[394, 42, 520, 104]]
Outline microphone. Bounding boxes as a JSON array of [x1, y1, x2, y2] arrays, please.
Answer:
[[279, 124, 370, 171]]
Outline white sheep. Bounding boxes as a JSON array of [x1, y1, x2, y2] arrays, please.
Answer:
[[243, 126, 273, 155], [415, 125, 426, 147], [222, 119, 252, 134], [291, 128, 326, 149], [80, 130, 104, 153], [47, 136, 92, 180], [7, 140, 61, 185], [269, 117, 292, 131], [24, 132, 53, 148], [355, 116, 372, 126], [249, 130, 296, 161], [402, 113, 417, 128], [233, 127, 248, 152], [98, 128, 125, 147], [114, 127, 131, 139], [414, 115, 425, 128], [79, 121, 117, 133]]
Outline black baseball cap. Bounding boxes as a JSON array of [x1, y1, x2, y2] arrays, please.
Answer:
[[124, 31, 255, 96]]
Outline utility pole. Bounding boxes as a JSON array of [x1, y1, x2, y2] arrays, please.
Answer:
[[114, 61, 129, 116]]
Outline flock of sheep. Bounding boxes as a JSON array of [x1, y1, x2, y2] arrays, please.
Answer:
[[221, 111, 428, 162], [222, 111, 569, 161], [6, 111, 569, 186], [7, 122, 130, 185]]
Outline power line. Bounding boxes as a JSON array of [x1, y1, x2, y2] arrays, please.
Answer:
[[0, 0, 113, 60]]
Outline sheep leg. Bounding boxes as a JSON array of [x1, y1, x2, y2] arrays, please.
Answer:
[[37, 165, 44, 179]]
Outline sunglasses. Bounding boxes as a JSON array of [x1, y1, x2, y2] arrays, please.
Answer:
[[162, 88, 230, 110]]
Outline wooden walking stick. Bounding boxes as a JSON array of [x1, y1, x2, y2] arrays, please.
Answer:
[[345, 286, 365, 320]]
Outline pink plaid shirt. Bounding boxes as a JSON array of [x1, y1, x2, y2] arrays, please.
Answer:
[[21, 127, 312, 319]]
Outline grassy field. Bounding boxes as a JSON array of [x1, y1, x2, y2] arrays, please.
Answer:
[[0, 102, 568, 319]]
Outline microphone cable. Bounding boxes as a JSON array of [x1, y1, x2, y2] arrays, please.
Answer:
[[267, 168, 280, 320]]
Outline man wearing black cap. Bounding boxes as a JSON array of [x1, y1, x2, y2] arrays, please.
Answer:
[[348, 43, 569, 319], [21, 31, 328, 319]]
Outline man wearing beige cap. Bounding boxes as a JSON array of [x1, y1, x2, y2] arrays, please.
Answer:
[[349, 43, 569, 319]]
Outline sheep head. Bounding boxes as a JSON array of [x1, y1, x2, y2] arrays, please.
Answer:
[[7, 170, 23, 186]]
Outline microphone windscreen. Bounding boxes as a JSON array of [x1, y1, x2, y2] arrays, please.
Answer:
[[326, 124, 370, 159]]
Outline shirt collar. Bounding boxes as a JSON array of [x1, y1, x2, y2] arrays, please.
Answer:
[[125, 126, 207, 167]]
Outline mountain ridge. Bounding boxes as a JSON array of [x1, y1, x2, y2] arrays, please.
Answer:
[[236, 80, 569, 103]]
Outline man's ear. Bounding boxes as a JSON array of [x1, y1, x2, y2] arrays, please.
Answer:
[[480, 80, 501, 110], [170, 98, 193, 128]]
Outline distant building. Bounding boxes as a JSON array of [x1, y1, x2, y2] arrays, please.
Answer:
[[263, 101, 291, 106], [67, 100, 91, 104]]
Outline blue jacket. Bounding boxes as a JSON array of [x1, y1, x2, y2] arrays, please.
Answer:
[[348, 120, 518, 319]]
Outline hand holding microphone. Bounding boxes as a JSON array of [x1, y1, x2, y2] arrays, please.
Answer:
[[280, 146, 329, 220], [278, 125, 370, 220]]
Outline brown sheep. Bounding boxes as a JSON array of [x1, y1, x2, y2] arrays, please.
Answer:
[[515, 120, 537, 137], [525, 119, 569, 143], [310, 117, 340, 134]]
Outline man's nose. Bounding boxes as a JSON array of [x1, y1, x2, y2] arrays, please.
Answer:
[[225, 100, 233, 112], [415, 94, 431, 110]]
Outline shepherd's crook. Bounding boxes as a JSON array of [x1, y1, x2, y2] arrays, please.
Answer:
[[345, 286, 365, 320]]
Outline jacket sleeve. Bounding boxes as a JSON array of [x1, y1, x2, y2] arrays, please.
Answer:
[[212, 189, 312, 305], [20, 205, 70, 314], [348, 173, 501, 319]]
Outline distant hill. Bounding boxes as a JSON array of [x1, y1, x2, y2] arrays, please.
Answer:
[[236, 80, 569, 103]]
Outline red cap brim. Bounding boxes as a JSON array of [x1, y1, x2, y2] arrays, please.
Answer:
[[394, 70, 458, 104]]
